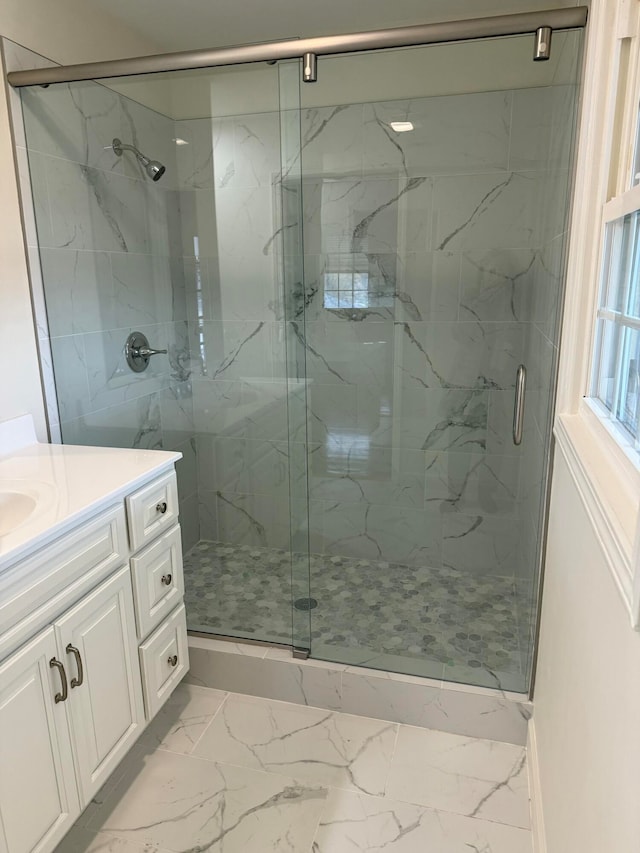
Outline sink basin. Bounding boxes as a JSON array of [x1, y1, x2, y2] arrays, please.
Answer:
[[0, 491, 37, 536]]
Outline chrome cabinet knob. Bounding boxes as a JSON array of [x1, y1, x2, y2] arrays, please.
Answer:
[[156, 501, 168, 514], [167, 654, 178, 667], [161, 573, 172, 585]]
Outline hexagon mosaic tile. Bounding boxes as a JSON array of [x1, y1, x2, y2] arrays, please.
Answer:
[[183, 540, 532, 680]]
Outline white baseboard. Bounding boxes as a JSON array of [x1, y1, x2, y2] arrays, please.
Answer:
[[527, 718, 547, 853]]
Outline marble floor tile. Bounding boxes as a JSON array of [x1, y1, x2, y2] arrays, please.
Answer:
[[137, 683, 227, 755], [312, 788, 533, 853], [192, 693, 398, 797], [85, 748, 327, 853], [385, 726, 530, 829], [63, 686, 532, 853], [55, 827, 169, 853]]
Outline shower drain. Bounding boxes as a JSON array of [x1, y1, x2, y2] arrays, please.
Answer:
[[294, 597, 318, 611]]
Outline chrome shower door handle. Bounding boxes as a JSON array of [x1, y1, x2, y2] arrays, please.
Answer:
[[513, 364, 526, 446]]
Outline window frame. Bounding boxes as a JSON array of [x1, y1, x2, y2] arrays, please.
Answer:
[[590, 195, 640, 451], [556, 0, 640, 628]]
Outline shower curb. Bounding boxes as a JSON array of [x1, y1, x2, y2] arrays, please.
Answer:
[[186, 635, 532, 745]]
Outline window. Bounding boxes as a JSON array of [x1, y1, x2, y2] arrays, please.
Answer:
[[591, 208, 640, 448], [323, 265, 370, 309], [323, 254, 394, 311], [587, 30, 640, 465]]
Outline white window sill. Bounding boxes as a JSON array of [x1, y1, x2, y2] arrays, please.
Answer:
[[554, 407, 640, 626]]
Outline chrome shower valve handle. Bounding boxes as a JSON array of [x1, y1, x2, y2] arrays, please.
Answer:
[[138, 345, 168, 358], [125, 331, 167, 373]]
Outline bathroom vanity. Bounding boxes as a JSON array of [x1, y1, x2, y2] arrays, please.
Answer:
[[0, 416, 187, 853]]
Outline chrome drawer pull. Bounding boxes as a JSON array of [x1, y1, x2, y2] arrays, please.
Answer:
[[156, 501, 168, 514], [49, 658, 68, 703], [167, 654, 178, 667], [66, 644, 84, 688], [161, 573, 173, 586]]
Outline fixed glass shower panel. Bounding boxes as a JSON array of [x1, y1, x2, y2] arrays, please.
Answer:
[[20, 61, 311, 651], [298, 34, 581, 691]]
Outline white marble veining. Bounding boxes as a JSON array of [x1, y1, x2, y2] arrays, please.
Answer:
[[193, 693, 397, 796], [386, 726, 530, 828], [186, 637, 532, 745], [362, 91, 511, 178], [85, 749, 327, 853], [0, 419, 180, 570], [313, 788, 532, 852], [190, 635, 270, 657], [188, 636, 345, 710], [64, 687, 532, 853], [12, 55, 576, 696], [138, 683, 227, 755], [52, 828, 168, 853], [8, 43, 193, 486]]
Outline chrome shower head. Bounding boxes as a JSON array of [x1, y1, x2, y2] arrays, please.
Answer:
[[112, 137, 166, 182], [145, 159, 166, 182]]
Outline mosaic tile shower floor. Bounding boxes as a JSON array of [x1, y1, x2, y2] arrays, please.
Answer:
[[184, 541, 533, 687]]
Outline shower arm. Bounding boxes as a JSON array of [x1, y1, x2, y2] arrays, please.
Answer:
[[112, 138, 148, 163]]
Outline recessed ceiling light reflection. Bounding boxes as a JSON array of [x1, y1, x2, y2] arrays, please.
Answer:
[[173, 138, 189, 145], [390, 121, 414, 133]]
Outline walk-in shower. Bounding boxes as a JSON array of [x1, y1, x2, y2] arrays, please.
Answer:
[[8, 7, 585, 695]]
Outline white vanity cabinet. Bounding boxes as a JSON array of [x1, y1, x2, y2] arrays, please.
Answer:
[[0, 462, 188, 853], [52, 566, 144, 804], [0, 627, 79, 853], [0, 567, 143, 853]]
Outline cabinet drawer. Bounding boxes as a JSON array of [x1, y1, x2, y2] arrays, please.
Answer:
[[126, 471, 179, 552], [139, 604, 188, 720], [130, 525, 184, 640], [0, 506, 127, 662]]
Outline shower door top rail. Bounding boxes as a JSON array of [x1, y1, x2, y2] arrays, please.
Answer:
[[7, 5, 587, 88]]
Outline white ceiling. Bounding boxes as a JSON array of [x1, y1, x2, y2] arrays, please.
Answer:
[[87, 0, 579, 53]]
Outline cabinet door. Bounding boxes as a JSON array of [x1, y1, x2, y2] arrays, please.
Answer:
[[0, 627, 79, 853], [55, 566, 144, 806]]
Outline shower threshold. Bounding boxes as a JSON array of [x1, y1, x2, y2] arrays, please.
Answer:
[[186, 632, 532, 745]]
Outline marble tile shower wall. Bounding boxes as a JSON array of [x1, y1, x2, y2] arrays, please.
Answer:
[[174, 112, 294, 545], [179, 85, 575, 599], [20, 82, 199, 550], [294, 86, 573, 584]]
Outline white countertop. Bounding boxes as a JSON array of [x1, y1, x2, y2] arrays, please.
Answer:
[[0, 438, 181, 572]]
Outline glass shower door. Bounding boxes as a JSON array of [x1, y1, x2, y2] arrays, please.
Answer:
[[297, 33, 582, 691], [279, 60, 314, 655], [19, 59, 311, 654]]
